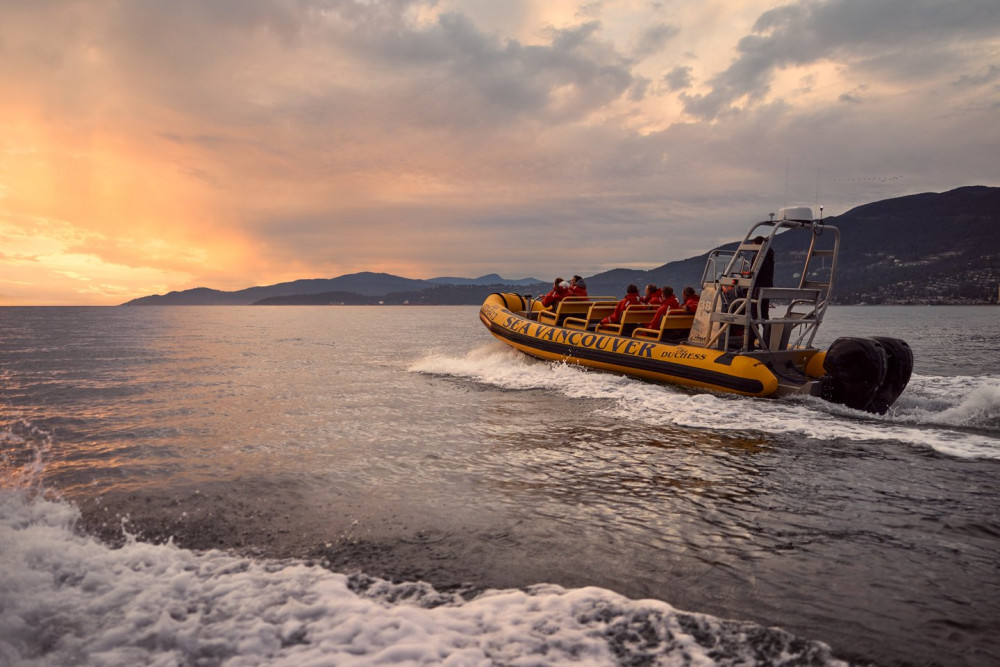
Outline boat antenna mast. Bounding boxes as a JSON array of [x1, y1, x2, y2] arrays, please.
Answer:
[[784, 157, 790, 210]]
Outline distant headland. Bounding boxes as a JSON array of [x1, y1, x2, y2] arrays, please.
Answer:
[[123, 186, 1000, 307]]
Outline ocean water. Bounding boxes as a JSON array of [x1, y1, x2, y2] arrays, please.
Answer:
[[1, 304, 998, 666]]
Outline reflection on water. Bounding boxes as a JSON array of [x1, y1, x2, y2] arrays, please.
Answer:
[[2, 305, 999, 667]]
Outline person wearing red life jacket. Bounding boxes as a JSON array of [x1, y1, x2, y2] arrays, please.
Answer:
[[568, 275, 588, 297], [642, 286, 681, 329], [680, 286, 700, 313], [541, 278, 570, 308], [600, 284, 640, 325], [640, 283, 663, 305]]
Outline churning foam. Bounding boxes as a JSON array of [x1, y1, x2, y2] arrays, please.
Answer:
[[0, 484, 846, 666], [412, 344, 1000, 461]]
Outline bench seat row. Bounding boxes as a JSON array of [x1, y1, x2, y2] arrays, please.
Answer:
[[537, 298, 694, 341]]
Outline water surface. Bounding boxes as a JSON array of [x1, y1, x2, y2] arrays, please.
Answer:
[[2, 305, 998, 666]]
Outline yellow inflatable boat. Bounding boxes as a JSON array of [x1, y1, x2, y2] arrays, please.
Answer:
[[479, 208, 913, 414]]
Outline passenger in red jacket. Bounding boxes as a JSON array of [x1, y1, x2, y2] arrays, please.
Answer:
[[600, 284, 640, 325], [642, 286, 681, 329], [640, 283, 663, 305], [680, 286, 700, 313], [568, 275, 588, 297], [542, 278, 570, 308]]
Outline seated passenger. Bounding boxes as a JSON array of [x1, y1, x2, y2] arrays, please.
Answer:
[[542, 278, 571, 308], [680, 286, 700, 313], [640, 283, 663, 305], [568, 275, 588, 297], [600, 284, 640, 325], [641, 286, 681, 329]]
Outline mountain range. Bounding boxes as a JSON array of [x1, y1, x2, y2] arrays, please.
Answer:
[[123, 185, 1000, 306], [122, 272, 545, 306]]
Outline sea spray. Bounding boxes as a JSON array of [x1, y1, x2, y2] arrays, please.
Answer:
[[0, 487, 849, 666], [413, 344, 1000, 460]]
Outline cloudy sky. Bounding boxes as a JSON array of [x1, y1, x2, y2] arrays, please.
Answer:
[[2, 0, 998, 305]]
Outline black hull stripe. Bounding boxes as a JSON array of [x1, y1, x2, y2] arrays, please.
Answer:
[[486, 317, 765, 394]]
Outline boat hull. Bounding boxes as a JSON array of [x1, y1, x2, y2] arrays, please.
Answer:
[[480, 293, 781, 397]]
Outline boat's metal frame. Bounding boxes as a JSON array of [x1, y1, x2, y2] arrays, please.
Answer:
[[699, 212, 837, 351], [688, 208, 839, 397]]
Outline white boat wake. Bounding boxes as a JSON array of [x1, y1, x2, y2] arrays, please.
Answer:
[[412, 343, 1000, 461]]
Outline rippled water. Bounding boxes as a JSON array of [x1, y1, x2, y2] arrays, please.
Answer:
[[2, 305, 998, 666]]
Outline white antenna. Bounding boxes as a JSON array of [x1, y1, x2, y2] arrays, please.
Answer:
[[784, 156, 790, 209], [815, 168, 820, 208]]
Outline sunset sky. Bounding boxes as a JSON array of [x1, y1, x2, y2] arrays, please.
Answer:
[[2, 0, 998, 305]]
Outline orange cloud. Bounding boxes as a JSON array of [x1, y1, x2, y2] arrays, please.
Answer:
[[0, 112, 260, 304]]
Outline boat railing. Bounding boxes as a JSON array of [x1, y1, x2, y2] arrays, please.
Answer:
[[696, 216, 838, 353], [758, 288, 825, 349], [705, 287, 827, 352]]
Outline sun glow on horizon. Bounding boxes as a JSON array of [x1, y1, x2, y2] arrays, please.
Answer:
[[1, 0, 997, 304], [0, 112, 267, 304]]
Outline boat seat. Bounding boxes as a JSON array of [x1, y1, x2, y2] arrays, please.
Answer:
[[536, 297, 595, 326], [563, 302, 617, 330], [593, 305, 658, 336], [765, 312, 807, 351], [756, 287, 822, 305], [632, 313, 696, 341]]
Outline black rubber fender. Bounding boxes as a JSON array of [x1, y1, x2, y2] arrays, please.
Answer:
[[821, 337, 888, 412], [867, 337, 914, 414]]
